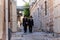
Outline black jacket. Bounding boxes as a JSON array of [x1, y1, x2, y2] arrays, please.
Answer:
[[23, 18, 28, 26], [28, 18, 34, 26]]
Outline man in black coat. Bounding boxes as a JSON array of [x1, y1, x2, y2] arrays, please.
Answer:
[[23, 16, 28, 33], [28, 16, 34, 33]]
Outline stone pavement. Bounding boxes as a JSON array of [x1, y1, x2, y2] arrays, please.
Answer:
[[11, 32, 60, 40]]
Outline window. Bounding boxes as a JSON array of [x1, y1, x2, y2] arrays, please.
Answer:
[[45, 1, 47, 15]]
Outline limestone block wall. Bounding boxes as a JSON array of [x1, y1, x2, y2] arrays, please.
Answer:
[[30, 0, 60, 33], [0, 0, 4, 39], [53, 0, 60, 33], [30, 0, 43, 31], [11, 0, 17, 32], [30, 0, 54, 32], [36, 0, 54, 32]]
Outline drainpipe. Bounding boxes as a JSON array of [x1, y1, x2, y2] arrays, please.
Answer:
[[5, 0, 8, 40]]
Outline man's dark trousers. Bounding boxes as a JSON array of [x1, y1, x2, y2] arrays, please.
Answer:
[[24, 25, 27, 33], [29, 26, 32, 33]]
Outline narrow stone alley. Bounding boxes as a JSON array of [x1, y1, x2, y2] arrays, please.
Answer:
[[11, 25, 60, 40], [11, 32, 60, 40]]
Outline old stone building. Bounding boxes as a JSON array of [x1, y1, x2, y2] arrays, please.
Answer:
[[29, 0, 42, 31], [0, 0, 17, 40], [53, 0, 60, 33], [30, 0, 60, 33], [0, 0, 6, 40], [8, 0, 17, 32]]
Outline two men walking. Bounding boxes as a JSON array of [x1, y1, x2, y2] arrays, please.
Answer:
[[23, 16, 34, 33]]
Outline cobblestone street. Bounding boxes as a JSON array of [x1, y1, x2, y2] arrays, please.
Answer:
[[11, 31, 60, 40]]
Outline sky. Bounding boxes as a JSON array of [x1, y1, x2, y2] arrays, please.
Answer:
[[17, 0, 29, 6]]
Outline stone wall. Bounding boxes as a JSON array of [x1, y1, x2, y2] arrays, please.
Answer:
[[30, 0, 54, 32], [30, 0, 60, 33], [11, 0, 17, 32], [0, 0, 4, 39], [30, 0, 44, 31], [53, 0, 60, 33]]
